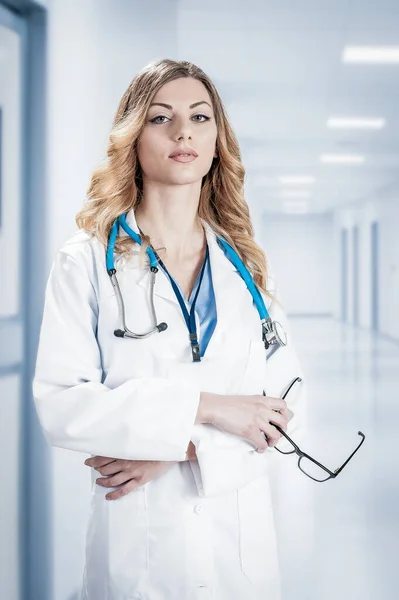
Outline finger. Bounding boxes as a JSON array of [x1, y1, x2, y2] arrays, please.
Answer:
[[262, 395, 288, 411], [84, 456, 116, 468], [266, 409, 288, 430], [273, 406, 292, 422], [261, 423, 283, 447], [84, 456, 111, 468], [254, 430, 269, 453], [105, 479, 139, 501], [97, 460, 125, 476], [96, 472, 131, 488]]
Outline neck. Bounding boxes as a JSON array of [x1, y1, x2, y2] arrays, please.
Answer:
[[134, 197, 206, 261]]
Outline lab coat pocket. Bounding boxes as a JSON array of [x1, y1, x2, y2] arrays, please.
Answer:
[[237, 476, 281, 592], [107, 489, 148, 597]]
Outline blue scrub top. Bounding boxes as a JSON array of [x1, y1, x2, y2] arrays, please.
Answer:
[[158, 250, 217, 357]]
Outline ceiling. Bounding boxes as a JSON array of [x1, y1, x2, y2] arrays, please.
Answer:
[[176, 0, 399, 214]]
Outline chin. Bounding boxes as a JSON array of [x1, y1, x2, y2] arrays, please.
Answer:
[[166, 173, 205, 186]]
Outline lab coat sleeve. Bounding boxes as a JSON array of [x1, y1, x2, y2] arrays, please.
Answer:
[[189, 269, 308, 497], [32, 249, 201, 462]]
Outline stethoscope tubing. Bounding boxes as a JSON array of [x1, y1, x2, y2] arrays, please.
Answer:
[[111, 268, 165, 339], [106, 212, 285, 350]]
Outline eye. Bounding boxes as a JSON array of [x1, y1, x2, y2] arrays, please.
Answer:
[[192, 114, 211, 122], [149, 115, 170, 124], [149, 114, 211, 124]]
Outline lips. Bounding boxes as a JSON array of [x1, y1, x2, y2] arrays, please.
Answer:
[[169, 148, 198, 158]]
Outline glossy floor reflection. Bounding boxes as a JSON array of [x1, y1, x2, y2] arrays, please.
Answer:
[[269, 317, 399, 600]]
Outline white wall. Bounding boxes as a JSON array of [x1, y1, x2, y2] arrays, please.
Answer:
[[260, 200, 399, 341], [44, 1, 179, 599], [259, 213, 335, 316]]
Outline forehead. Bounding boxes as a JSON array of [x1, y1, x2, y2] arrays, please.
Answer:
[[151, 77, 213, 107]]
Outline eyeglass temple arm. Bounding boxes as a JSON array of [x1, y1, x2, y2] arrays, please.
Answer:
[[332, 431, 366, 475]]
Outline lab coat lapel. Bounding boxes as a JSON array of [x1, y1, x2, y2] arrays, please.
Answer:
[[124, 209, 178, 305], [200, 220, 246, 355], [123, 208, 247, 326]]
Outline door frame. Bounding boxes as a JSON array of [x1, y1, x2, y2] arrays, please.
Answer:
[[0, 3, 49, 600]]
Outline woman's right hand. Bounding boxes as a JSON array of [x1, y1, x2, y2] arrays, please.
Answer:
[[196, 392, 293, 453]]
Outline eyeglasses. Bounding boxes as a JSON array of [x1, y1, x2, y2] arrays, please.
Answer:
[[263, 378, 366, 482]]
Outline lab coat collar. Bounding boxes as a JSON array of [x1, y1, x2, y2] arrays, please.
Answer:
[[123, 207, 239, 315]]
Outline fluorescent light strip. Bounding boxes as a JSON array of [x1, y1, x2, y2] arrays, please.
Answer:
[[327, 117, 386, 129], [343, 46, 399, 63], [320, 154, 365, 165], [278, 175, 315, 184]]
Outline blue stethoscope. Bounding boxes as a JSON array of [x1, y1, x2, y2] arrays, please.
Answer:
[[106, 212, 287, 362]]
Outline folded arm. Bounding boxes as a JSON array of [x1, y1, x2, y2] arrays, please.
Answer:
[[33, 250, 202, 463]]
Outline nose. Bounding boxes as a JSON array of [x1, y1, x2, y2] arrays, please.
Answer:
[[172, 116, 193, 141], [176, 133, 192, 141]]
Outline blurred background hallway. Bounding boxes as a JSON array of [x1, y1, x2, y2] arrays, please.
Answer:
[[277, 317, 399, 600], [0, 1, 398, 599]]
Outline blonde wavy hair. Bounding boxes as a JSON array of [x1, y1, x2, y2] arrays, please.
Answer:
[[76, 58, 272, 297]]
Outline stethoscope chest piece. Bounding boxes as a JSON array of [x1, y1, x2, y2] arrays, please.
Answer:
[[262, 317, 287, 349]]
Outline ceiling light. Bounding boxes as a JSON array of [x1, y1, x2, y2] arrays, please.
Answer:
[[320, 154, 365, 164], [342, 46, 399, 63], [327, 117, 386, 129], [278, 175, 315, 184]]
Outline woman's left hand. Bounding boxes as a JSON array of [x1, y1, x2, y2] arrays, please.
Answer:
[[84, 456, 177, 501]]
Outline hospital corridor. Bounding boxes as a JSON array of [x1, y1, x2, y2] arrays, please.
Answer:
[[281, 317, 399, 600], [0, 1, 398, 599]]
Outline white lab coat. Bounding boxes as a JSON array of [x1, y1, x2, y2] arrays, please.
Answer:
[[32, 209, 306, 600]]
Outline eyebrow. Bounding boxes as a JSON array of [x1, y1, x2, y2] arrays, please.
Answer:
[[149, 100, 212, 110]]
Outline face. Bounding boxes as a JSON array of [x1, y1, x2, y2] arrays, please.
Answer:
[[137, 77, 218, 186]]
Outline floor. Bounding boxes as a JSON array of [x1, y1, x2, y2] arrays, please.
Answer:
[[270, 317, 399, 600]]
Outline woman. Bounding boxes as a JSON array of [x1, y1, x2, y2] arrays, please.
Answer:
[[33, 58, 305, 600]]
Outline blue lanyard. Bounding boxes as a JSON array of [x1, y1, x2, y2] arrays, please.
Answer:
[[154, 245, 209, 362]]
